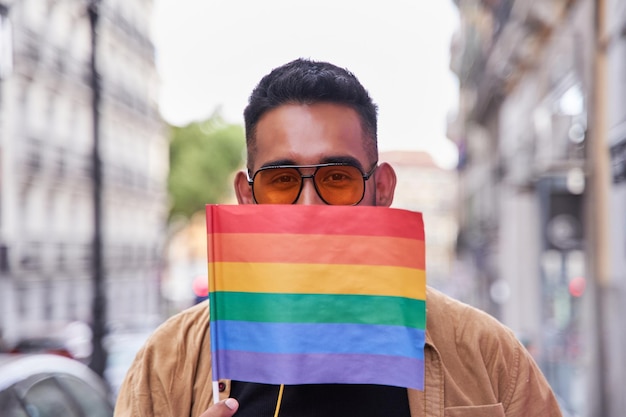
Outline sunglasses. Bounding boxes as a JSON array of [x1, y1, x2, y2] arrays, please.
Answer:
[[247, 162, 378, 205]]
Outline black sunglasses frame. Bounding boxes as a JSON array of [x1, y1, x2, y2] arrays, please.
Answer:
[[247, 162, 378, 205]]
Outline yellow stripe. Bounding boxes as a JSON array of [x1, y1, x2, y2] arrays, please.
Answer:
[[210, 262, 426, 299]]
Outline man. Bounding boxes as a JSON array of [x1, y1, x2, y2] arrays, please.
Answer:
[[114, 59, 562, 417]]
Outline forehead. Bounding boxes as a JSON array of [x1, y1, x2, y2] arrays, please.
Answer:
[[251, 103, 371, 170]]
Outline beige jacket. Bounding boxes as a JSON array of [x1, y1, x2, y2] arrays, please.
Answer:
[[114, 287, 562, 417]]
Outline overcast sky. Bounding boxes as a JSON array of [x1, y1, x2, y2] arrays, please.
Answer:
[[152, 1, 460, 168]]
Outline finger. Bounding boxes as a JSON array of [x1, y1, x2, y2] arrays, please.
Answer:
[[198, 398, 239, 417]]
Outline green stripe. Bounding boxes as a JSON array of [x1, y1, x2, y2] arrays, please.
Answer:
[[212, 292, 426, 329]]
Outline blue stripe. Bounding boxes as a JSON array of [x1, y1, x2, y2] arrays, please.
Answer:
[[212, 320, 425, 360]]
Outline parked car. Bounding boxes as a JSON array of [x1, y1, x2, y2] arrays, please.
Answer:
[[0, 353, 113, 417], [9, 337, 75, 359], [8, 321, 94, 363]]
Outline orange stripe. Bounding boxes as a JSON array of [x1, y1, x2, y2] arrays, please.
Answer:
[[208, 233, 425, 269]]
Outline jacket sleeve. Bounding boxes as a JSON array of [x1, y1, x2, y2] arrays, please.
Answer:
[[502, 341, 563, 417], [113, 302, 215, 417], [424, 288, 563, 417]]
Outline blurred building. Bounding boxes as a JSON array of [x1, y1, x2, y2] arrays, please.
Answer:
[[0, 0, 168, 347], [382, 151, 459, 296], [449, 0, 625, 416]]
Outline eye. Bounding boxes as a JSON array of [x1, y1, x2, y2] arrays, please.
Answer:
[[328, 172, 350, 181], [274, 174, 299, 184], [263, 169, 300, 188], [318, 167, 357, 185]]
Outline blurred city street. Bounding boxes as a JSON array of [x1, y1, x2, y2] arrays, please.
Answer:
[[1, 1, 625, 416]]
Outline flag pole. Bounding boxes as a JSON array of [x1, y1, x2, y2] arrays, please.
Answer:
[[212, 381, 220, 405], [207, 205, 221, 404]]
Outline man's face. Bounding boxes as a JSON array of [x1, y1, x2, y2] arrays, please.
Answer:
[[235, 102, 396, 207]]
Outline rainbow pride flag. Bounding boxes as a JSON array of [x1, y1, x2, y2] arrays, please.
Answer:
[[206, 204, 426, 392]]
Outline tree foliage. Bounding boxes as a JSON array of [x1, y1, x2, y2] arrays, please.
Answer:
[[168, 114, 245, 220]]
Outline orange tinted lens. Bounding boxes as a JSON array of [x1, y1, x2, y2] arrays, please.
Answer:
[[253, 167, 302, 204], [314, 165, 364, 205]]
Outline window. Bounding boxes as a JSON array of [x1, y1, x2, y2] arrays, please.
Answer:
[[0, 388, 29, 417], [22, 377, 81, 417], [57, 375, 112, 417], [0, 5, 13, 79], [20, 374, 112, 417]]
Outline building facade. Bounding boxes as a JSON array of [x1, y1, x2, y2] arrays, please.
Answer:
[[382, 151, 459, 297], [449, 0, 625, 416], [0, 0, 168, 352]]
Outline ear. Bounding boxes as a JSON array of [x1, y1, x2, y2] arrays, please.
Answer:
[[374, 162, 396, 207], [234, 171, 255, 204]]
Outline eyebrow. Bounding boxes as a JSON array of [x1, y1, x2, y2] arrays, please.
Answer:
[[259, 156, 365, 171]]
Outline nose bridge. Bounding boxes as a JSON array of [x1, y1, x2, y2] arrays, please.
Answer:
[[296, 175, 324, 205]]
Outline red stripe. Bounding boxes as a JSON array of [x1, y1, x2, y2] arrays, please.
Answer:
[[206, 205, 424, 240]]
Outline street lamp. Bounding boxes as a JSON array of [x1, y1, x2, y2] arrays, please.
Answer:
[[87, 0, 107, 378]]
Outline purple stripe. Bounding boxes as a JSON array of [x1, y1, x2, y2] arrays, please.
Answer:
[[214, 350, 424, 390]]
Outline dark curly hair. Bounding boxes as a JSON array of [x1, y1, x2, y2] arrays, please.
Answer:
[[243, 58, 378, 167]]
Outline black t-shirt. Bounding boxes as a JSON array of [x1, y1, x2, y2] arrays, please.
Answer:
[[229, 381, 411, 417]]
